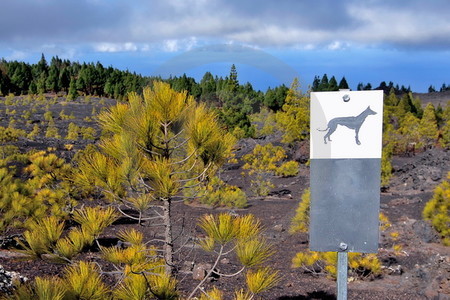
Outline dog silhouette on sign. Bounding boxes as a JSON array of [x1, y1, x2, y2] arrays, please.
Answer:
[[318, 106, 377, 145]]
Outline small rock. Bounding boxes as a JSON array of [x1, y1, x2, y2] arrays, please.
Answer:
[[0, 265, 28, 295], [192, 263, 212, 280], [387, 264, 403, 275], [220, 258, 230, 265], [273, 224, 284, 232]]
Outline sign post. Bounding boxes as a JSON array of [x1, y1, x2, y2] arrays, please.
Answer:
[[309, 90, 383, 299]]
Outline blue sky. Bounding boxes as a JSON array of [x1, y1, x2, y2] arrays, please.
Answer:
[[1, 0, 450, 92]]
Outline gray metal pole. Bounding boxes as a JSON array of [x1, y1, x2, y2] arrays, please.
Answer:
[[337, 251, 348, 300]]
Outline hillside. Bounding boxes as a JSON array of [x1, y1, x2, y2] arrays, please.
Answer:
[[0, 91, 448, 299], [413, 90, 450, 107]]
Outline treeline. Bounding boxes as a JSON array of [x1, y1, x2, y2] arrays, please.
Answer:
[[428, 83, 450, 93], [1, 55, 449, 139], [0, 56, 289, 136], [311, 73, 414, 94], [0, 54, 152, 99]]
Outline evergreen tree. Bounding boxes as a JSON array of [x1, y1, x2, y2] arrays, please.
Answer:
[[36, 73, 47, 94], [318, 74, 329, 91], [67, 77, 78, 101], [275, 78, 310, 143], [328, 76, 338, 91], [11, 63, 32, 94], [35, 53, 48, 78], [59, 67, 71, 92], [311, 76, 320, 91], [263, 85, 288, 111], [364, 82, 372, 90], [419, 103, 439, 147], [76, 82, 235, 274], [200, 72, 216, 94], [385, 88, 399, 106], [46, 65, 60, 93], [411, 96, 424, 119], [397, 112, 421, 151], [441, 103, 450, 147], [338, 76, 349, 89], [28, 80, 37, 94], [397, 93, 413, 119], [227, 64, 239, 92]]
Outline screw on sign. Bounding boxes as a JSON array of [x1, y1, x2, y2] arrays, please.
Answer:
[[309, 90, 383, 300]]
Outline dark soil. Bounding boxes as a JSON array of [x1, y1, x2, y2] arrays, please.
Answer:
[[0, 95, 449, 299]]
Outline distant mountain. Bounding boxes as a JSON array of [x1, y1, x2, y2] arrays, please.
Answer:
[[413, 91, 450, 108]]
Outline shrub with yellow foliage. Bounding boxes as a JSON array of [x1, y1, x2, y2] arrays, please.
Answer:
[[423, 172, 450, 245]]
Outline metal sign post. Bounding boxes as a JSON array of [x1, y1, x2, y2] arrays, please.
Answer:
[[337, 251, 348, 299], [309, 91, 383, 300]]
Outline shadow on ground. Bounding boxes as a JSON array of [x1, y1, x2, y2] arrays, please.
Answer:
[[278, 291, 336, 300]]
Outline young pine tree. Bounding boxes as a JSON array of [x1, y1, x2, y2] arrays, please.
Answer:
[[76, 82, 235, 274], [419, 103, 439, 148], [275, 78, 310, 144]]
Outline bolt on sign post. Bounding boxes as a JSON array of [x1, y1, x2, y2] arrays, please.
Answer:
[[309, 90, 383, 299]]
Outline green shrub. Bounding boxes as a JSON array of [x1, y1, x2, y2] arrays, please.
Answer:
[[423, 172, 450, 245]]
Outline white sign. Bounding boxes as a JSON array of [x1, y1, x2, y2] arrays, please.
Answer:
[[310, 90, 383, 159]]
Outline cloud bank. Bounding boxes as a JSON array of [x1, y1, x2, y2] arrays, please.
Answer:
[[1, 0, 450, 54]]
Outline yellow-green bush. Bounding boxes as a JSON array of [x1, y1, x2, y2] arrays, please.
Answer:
[[423, 172, 450, 245], [184, 176, 247, 208], [43, 111, 53, 121], [289, 188, 310, 233], [290, 191, 395, 280], [193, 213, 279, 299], [65, 123, 80, 140], [27, 124, 40, 139], [45, 120, 60, 138], [0, 150, 75, 239], [276, 160, 299, 177], [0, 126, 26, 142], [292, 250, 381, 279], [81, 126, 96, 140], [243, 143, 290, 196], [16, 216, 65, 258], [63, 261, 110, 300], [250, 108, 277, 138]]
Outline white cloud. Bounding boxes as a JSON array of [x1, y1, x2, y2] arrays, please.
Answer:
[[5, 50, 28, 61], [94, 42, 138, 53], [163, 40, 179, 53], [327, 41, 349, 51], [346, 3, 450, 48]]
